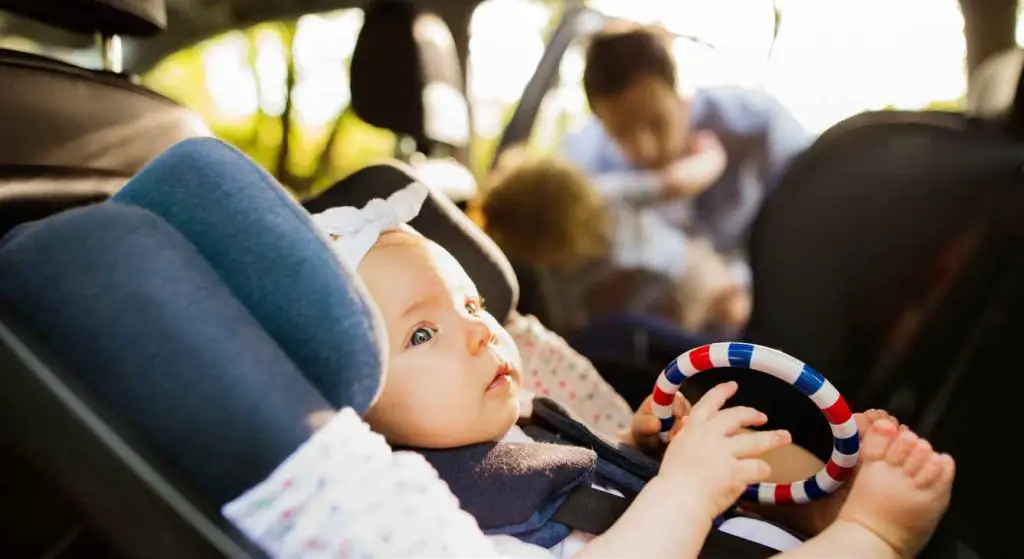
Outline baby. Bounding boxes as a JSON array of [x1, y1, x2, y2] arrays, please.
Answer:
[[478, 153, 750, 334], [315, 183, 955, 559]]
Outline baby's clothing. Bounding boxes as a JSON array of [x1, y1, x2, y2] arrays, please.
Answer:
[[223, 407, 802, 559], [223, 408, 502, 558], [501, 425, 801, 558], [504, 312, 632, 438]]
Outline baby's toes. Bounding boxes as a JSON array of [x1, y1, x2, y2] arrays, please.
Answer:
[[913, 454, 947, 489], [855, 409, 883, 432], [902, 439, 933, 476], [862, 418, 899, 461], [938, 454, 956, 486], [886, 428, 919, 467], [877, 410, 898, 425], [864, 409, 889, 422]]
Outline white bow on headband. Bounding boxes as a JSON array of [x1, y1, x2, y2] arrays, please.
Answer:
[[312, 182, 429, 270]]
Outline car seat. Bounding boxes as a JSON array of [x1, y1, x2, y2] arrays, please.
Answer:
[[739, 58, 1024, 557], [0, 203, 304, 558], [284, 143, 982, 559], [348, 0, 476, 206], [0, 0, 210, 238], [0, 137, 396, 556], [5, 136, 985, 557]]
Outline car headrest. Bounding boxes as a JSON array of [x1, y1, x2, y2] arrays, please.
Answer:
[[0, 202, 334, 506], [0, 49, 211, 235], [350, 0, 469, 150], [302, 160, 519, 324], [967, 47, 1024, 120], [113, 138, 387, 414], [0, 0, 167, 36], [0, 50, 210, 173]]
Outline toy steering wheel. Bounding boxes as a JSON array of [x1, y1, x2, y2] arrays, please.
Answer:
[[652, 342, 860, 505]]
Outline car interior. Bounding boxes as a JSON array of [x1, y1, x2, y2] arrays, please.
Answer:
[[2, 0, 1023, 557]]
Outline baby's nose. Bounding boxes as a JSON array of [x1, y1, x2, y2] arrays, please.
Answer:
[[466, 319, 494, 354]]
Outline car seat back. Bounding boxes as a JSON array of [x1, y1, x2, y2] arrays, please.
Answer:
[[0, 138, 390, 558], [351, 0, 468, 155], [747, 110, 1022, 400], [349, 0, 475, 204], [745, 94, 1024, 553], [0, 0, 210, 237], [0, 203, 296, 558]]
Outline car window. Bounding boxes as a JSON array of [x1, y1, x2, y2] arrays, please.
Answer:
[[143, 9, 396, 197], [489, 0, 969, 163], [466, 0, 564, 174]]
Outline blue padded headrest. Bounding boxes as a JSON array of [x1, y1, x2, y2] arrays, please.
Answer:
[[0, 203, 333, 505], [113, 138, 386, 414]]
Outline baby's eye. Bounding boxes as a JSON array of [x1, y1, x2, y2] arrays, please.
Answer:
[[465, 297, 486, 316], [409, 326, 436, 347]]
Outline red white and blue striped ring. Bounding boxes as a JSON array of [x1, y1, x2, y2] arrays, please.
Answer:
[[653, 342, 860, 505]]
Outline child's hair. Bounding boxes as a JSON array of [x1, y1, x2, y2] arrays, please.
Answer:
[[583, 25, 677, 104], [479, 153, 611, 268]]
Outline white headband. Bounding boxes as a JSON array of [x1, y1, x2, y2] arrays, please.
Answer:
[[312, 182, 429, 270]]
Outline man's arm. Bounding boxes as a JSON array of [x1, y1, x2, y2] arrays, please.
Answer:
[[561, 117, 666, 206], [706, 87, 811, 186]]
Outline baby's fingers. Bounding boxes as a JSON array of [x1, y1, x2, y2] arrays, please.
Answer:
[[632, 416, 664, 452], [736, 459, 773, 485], [689, 382, 738, 421], [673, 393, 692, 419], [729, 430, 791, 458], [632, 412, 661, 436], [709, 406, 767, 435]]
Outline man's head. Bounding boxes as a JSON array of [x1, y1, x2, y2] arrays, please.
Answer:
[[358, 230, 524, 449], [583, 26, 690, 169], [481, 153, 611, 268]]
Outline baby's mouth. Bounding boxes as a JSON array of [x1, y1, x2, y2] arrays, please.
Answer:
[[487, 362, 516, 391]]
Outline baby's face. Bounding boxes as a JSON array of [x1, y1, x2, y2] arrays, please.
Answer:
[[358, 230, 523, 448]]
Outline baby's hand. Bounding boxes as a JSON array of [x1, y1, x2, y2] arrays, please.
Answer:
[[628, 391, 691, 454], [659, 382, 792, 518]]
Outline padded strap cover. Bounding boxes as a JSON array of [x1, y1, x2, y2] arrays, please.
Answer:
[[0, 202, 331, 505], [114, 138, 386, 414]]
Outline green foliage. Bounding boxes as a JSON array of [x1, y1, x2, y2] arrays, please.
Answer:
[[143, 14, 397, 197]]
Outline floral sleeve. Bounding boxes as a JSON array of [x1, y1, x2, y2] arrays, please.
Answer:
[[222, 408, 501, 558], [505, 312, 633, 438]]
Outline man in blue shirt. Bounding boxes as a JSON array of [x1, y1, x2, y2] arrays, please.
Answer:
[[562, 25, 813, 255]]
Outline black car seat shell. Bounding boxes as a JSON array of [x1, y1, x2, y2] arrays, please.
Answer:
[[303, 160, 520, 325], [0, 0, 167, 37], [0, 0, 210, 237]]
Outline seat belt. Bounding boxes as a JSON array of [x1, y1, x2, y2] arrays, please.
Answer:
[[550, 485, 779, 558], [550, 484, 632, 535]]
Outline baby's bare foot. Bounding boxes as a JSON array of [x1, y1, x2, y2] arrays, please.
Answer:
[[838, 419, 955, 558], [803, 409, 898, 533]]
